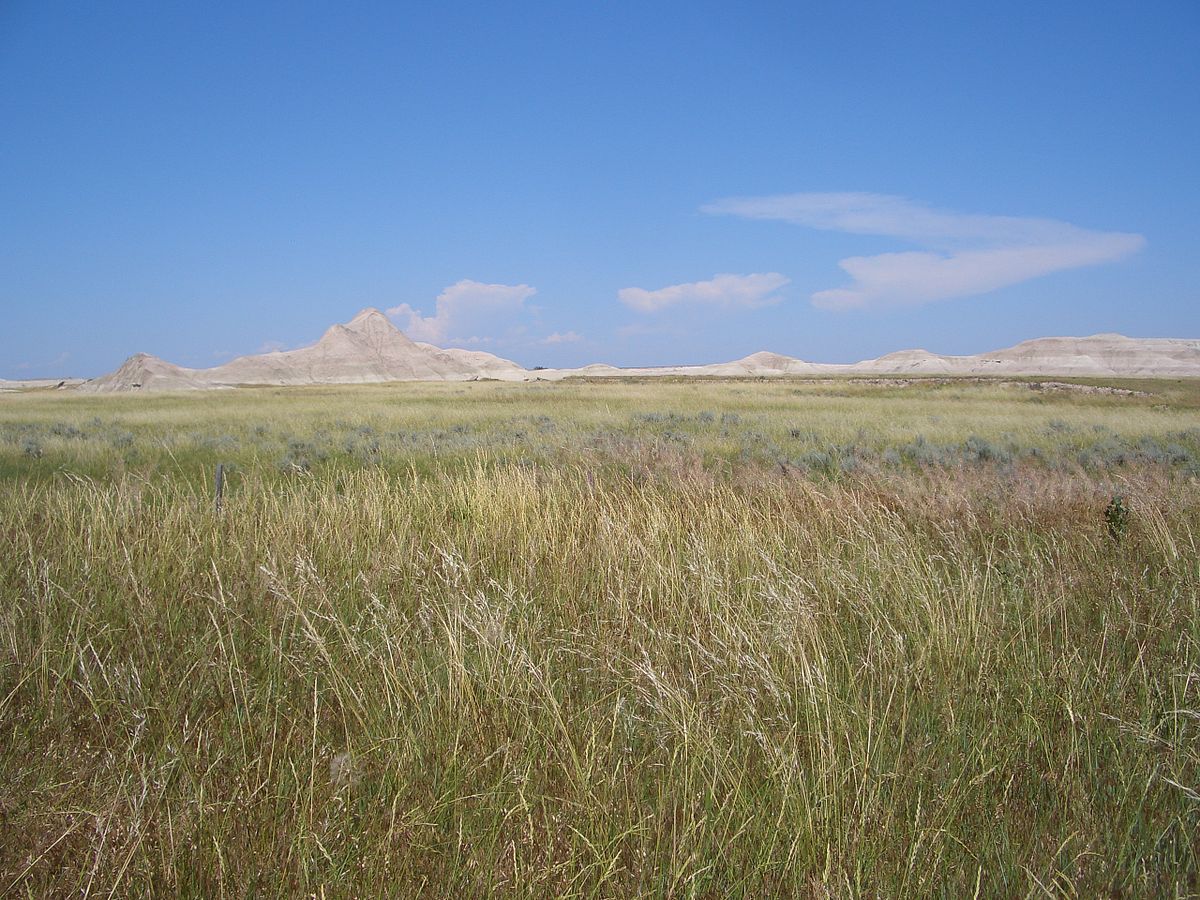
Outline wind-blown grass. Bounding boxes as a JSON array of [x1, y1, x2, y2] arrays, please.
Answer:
[[3, 377, 1200, 485], [1, 378, 1199, 895]]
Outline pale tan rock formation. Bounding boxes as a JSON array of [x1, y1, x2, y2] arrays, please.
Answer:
[[76, 312, 1200, 393], [839, 335, 1200, 378], [0, 378, 86, 392], [75, 354, 206, 393], [533, 334, 1200, 380], [81, 308, 526, 392]]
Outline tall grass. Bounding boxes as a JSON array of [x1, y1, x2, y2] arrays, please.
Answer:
[[1, 380, 1199, 895], [3, 377, 1200, 485]]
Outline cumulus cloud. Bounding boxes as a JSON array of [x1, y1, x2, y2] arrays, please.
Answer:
[[388, 280, 537, 342], [702, 192, 1144, 310], [618, 272, 789, 313], [541, 331, 582, 344]]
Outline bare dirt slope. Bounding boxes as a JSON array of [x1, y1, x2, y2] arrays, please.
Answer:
[[844, 335, 1200, 377], [534, 334, 1200, 380], [0, 378, 86, 392], [80, 309, 527, 392], [78, 311, 1200, 392]]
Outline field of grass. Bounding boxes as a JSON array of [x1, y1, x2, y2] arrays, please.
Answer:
[[2, 377, 1199, 896]]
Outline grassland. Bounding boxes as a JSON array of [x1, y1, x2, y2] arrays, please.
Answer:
[[2, 377, 1199, 896]]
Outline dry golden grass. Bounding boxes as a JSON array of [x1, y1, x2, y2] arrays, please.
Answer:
[[1, 378, 1198, 895]]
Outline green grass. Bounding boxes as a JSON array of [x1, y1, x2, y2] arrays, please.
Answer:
[[1, 378, 1199, 896], [3, 377, 1200, 486]]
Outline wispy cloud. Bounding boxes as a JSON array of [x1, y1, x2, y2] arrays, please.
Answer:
[[12, 352, 70, 372], [541, 331, 582, 344], [618, 272, 789, 313], [388, 280, 537, 342], [703, 192, 1144, 310]]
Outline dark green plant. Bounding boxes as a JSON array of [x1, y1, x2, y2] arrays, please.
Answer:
[[1105, 495, 1129, 541]]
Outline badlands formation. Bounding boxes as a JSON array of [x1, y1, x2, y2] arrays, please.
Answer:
[[80, 309, 527, 392], [0, 378, 86, 392], [77, 308, 1200, 392]]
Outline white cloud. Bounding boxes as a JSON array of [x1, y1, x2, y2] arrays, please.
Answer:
[[388, 280, 537, 342], [14, 352, 69, 371], [541, 331, 582, 344], [703, 192, 1144, 310], [618, 272, 789, 313]]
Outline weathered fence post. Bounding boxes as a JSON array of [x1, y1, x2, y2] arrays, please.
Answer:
[[214, 463, 225, 513]]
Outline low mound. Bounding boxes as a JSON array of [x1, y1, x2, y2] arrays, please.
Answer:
[[82, 353, 207, 393], [78, 316, 1200, 393], [844, 335, 1200, 377], [82, 309, 526, 392], [982, 335, 1200, 376]]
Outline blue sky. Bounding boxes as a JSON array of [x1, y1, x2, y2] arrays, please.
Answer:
[[2, 1, 1197, 378]]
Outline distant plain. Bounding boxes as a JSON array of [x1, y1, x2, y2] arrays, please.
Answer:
[[2, 377, 1199, 895]]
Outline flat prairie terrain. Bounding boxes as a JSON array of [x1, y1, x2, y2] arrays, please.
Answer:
[[2, 378, 1199, 896]]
